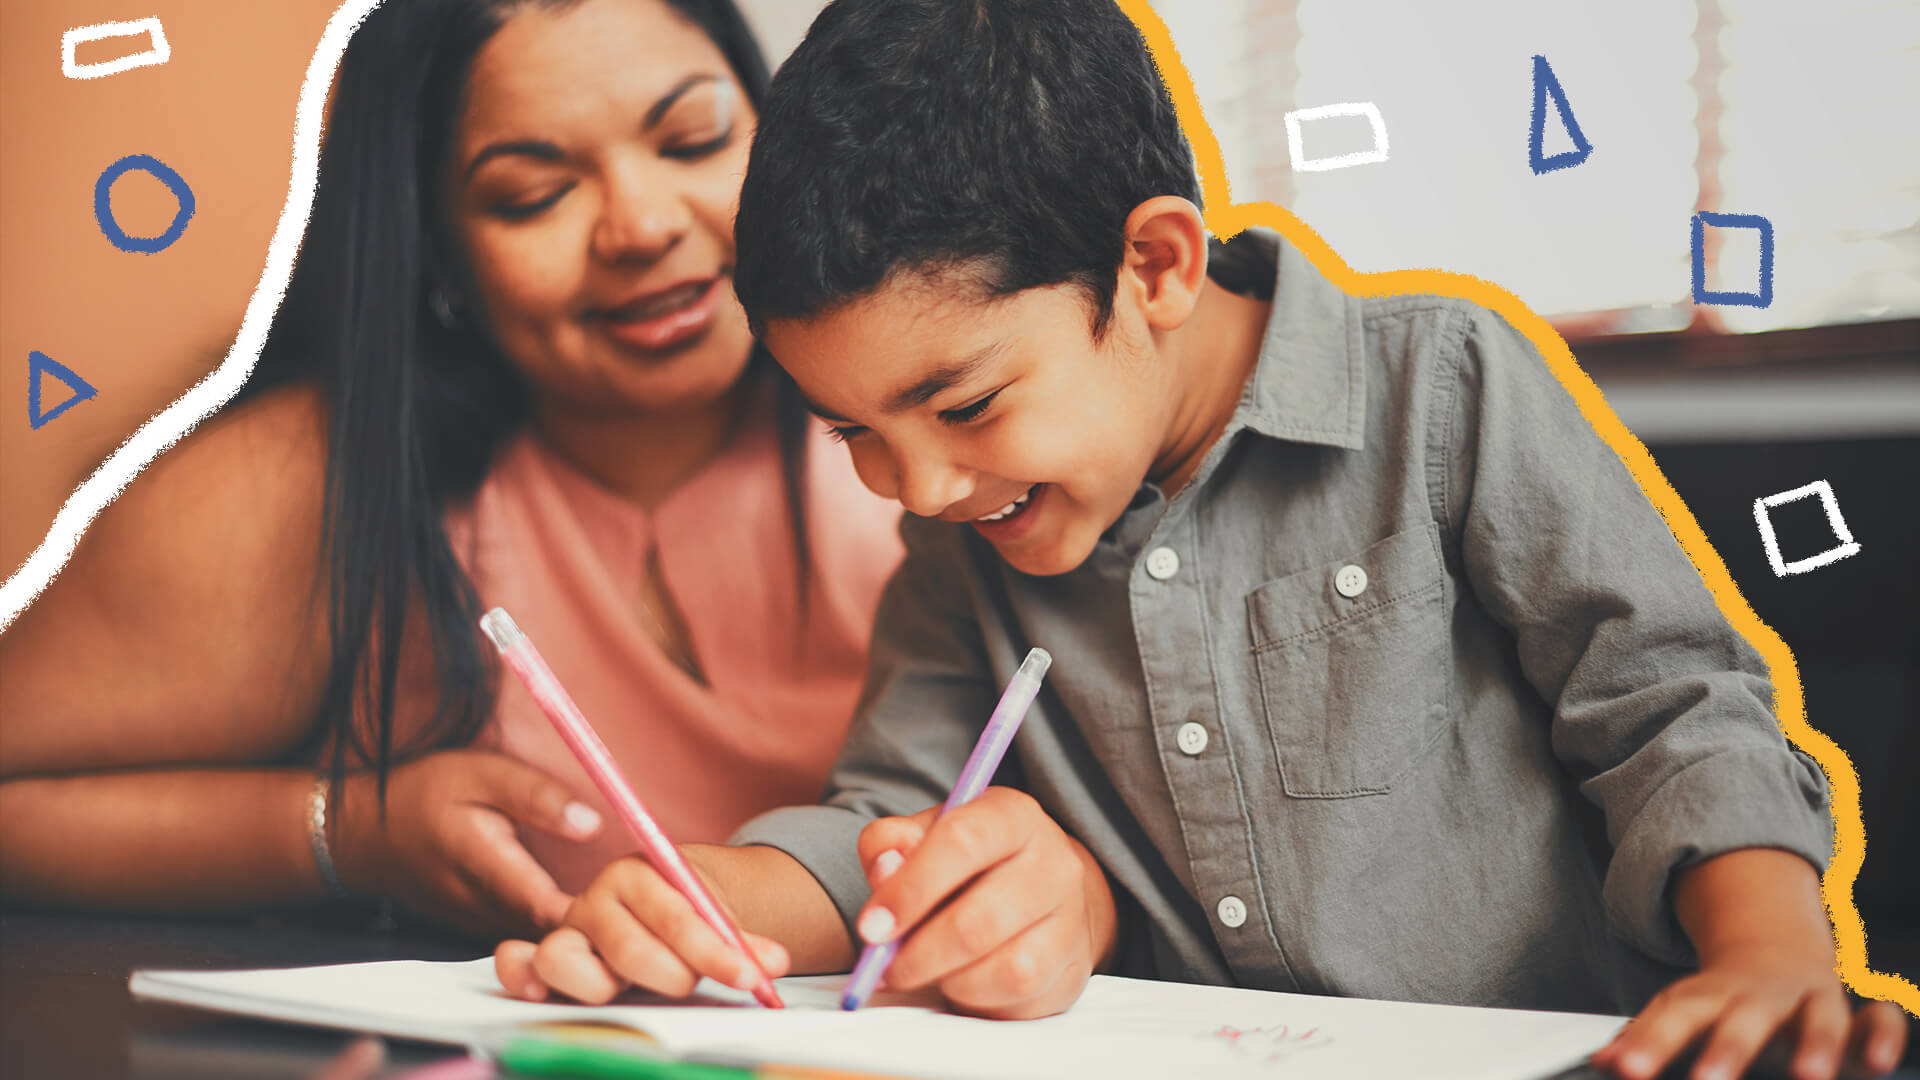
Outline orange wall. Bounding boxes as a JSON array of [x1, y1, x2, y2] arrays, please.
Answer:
[[0, 0, 342, 575]]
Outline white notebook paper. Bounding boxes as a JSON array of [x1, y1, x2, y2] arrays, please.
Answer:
[[130, 957, 1625, 1079]]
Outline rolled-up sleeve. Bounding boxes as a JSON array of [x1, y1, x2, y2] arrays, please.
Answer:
[[1441, 308, 1833, 966], [730, 514, 1002, 934]]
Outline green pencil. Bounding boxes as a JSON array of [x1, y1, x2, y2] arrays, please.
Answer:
[[496, 1034, 751, 1080]]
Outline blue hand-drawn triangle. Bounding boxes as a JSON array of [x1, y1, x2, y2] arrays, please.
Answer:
[[28, 350, 98, 430], [1530, 54, 1593, 174]]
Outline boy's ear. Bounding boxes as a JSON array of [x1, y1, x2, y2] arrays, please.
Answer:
[[1118, 196, 1209, 332]]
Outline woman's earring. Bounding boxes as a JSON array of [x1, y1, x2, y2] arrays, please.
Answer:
[[429, 287, 459, 329]]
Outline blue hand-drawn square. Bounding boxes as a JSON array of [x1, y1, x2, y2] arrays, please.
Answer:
[[1691, 211, 1774, 308]]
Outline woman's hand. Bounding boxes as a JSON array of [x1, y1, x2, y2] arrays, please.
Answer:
[[335, 748, 600, 938], [852, 786, 1117, 1020]]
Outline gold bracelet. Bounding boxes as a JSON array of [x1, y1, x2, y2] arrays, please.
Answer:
[[306, 774, 350, 898]]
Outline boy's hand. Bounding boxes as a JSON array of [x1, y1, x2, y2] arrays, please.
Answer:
[[494, 844, 791, 1004], [1589, 945, 1908, 1080], [335, 749, 598, 938], [1590, 849, 1909, 1080], [854, 786, 1117, 1020]]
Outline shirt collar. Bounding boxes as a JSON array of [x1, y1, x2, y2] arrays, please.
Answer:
[[1227, 228, 1367, 451]]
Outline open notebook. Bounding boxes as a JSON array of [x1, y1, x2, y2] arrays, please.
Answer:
[[131, 957, 1625, 1079]]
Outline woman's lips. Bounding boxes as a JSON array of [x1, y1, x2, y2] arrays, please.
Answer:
[[592, 277, 725, 351]]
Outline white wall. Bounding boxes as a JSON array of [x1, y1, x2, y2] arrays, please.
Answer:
[[736, 0, 827, 70]]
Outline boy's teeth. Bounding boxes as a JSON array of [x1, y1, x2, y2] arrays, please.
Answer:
[[976, 487, 1034, 522]]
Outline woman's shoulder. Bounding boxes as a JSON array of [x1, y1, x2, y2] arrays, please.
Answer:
[[99, 384, 331, 571], [0, 384, 336, 772]]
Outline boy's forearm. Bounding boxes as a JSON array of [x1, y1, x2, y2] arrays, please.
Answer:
[[1674, 847, 1835, 966], [684, 843, 858, 974], [0, 769, 323, 911]]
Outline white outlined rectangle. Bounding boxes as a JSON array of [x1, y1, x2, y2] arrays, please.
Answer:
[[62, 18, 171, 80], [1753, 479, 1861, 577], [1285, 102, 1390, 172]]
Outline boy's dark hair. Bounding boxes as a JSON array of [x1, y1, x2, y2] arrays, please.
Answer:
[[735, 0, 1199, 340]]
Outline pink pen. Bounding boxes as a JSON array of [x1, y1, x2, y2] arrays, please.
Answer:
[[479, 607, 784, 1009]]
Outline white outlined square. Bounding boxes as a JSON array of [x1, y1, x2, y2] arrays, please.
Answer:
[[1753, 479, 1861, 577], [62, 18, 171, 80], [1284, 102, 1390, 173]]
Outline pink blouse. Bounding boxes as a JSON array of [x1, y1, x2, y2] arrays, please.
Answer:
[[442, 393, 903, 892]]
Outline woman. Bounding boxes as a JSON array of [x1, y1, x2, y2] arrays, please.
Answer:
[[0, 0, 900, 938]]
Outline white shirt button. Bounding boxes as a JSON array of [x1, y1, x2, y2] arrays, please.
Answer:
[[1176, 722, 1210, 756], [1334, 564, 1368, 598], [1145, 546, 1181, 581], [1216, 895, 1248, 928]]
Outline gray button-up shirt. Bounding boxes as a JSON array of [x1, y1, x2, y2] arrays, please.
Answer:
[[734, 229, 1833, 1014]]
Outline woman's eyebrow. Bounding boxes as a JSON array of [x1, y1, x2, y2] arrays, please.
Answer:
[[463, 139, 563, 182], [460, 74, 724, 183], [643, 73, 722, 130]]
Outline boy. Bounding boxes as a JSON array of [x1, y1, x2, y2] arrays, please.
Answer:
[[498, 1, 1909, 1075]]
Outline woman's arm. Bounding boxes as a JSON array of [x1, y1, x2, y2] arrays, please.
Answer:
[[0, 386, 332, 777], [0, 387, 600, 934], [0, 750, 599, 937], [0, 769, 325, 910], [0, 388, 336, 909]]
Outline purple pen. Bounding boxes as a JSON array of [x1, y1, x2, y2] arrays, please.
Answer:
[[841, 646, 1053, 1011]]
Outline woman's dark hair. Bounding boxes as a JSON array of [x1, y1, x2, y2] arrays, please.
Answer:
[[237, 0, 801, 797], [734, 0, 1200, 341]]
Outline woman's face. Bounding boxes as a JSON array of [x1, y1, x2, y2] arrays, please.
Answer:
[[450, 0, 757, 417]]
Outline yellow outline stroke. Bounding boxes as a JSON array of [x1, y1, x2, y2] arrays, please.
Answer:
[[1111, 0, 1915, 1018]]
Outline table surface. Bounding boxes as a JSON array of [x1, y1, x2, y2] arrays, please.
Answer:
[[0, 904, 485, 1078], [3, 905, 1912, 1080]]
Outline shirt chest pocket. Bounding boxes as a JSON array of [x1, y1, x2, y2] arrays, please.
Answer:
[[1246, 522, 1451, 798]]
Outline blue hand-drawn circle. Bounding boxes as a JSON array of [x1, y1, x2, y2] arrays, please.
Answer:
[[94, 154, 195, 254]]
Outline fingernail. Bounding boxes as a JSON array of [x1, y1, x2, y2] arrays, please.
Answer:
[[563, 802, 601, 836], [1620, 1051, 1651, 1078], [715, 960, 745, 991], [857, 906, 895, 944], [1695, 1064, 1727, 1080], [872, 850, 904, 882]]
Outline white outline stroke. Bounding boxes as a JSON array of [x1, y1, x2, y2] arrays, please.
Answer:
[[1284, 101, 1390, 173], [61, 18, 173, 80], [1752, 479, 1862, 577]]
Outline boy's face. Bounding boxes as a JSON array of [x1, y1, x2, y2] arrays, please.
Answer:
[[764, 274, 1172, 577]]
